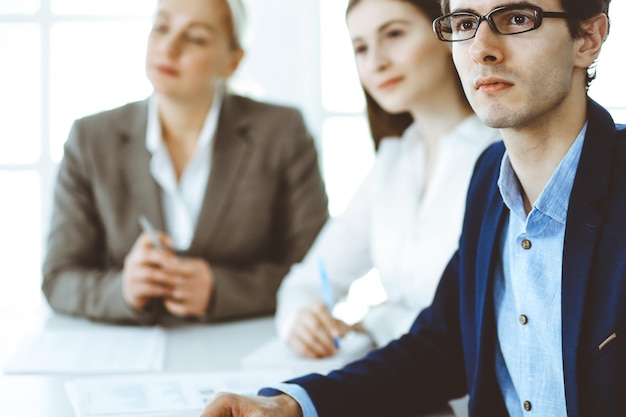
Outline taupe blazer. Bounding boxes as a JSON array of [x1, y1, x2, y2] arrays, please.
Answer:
[[42, 94, 328, 324]]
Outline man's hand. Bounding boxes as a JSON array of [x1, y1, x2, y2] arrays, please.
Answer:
[[287, 301, 350, 358], [200, 393, 303, 417]]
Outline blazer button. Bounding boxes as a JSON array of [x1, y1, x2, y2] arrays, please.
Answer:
[[519, 314, 528, 325], [521, 239, 532, 250], [523, 400, 532, 411]]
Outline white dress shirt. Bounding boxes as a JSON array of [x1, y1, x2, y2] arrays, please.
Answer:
[[275, 115, 499, 347], [145, 91, 222, 250]]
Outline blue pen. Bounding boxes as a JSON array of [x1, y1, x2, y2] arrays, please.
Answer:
[[318, 258, 340, 348]]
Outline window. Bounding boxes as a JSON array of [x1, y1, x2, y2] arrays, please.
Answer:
[[0, 0, 325, 311], [0, 1, 155, 311], [0, 0, 624, 313], [319, 0, 374, 217], [587, 1, 626, 120]]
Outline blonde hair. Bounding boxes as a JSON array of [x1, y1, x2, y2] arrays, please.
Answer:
[[224, 0, 247, 49]]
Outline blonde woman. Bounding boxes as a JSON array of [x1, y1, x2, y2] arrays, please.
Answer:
[[43, 0, 328, 324]]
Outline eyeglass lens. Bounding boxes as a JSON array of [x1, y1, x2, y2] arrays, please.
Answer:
[[437, 7, 539, 41]]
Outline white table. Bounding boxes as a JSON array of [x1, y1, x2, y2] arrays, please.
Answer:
[[0, 308, 466, 416]]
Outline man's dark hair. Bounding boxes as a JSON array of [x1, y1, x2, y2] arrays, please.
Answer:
[[440, 0, 611, 87], [440, 0, 610, 17]]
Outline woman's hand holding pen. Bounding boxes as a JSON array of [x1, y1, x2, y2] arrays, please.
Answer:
[[287, 301, 351, 359], [122, 233, 176, 312], [122, 231, 215, 317]]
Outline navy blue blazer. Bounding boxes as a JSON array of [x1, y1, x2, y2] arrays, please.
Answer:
[[289, 100, 626, 417]]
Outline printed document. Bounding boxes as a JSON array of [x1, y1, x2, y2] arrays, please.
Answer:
[[241, 331, 374, 375], [3, 324, 165, 374], [64, 370, 292, 417]]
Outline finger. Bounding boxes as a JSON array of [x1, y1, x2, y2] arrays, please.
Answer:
[[157, 232, 174, 250], [169, 271, 213, 293], [165, 290, 208, 317], [132, 233, 155, 251], [141, 248, 177, 268], [128, 266, 176, 288], [201, 392, 262, 417], [290, 311, 336, 357], [332, 318, 351, 338], [126, 247, 173, 272], [310, 302, 351, 340], [124, 235, 153, 268], [288, 334, 319, 358], [310, 301, 338, 329], [131, 281, 173, 298], [152, 230, 174, 251], [168, 286, 190, 304], [308, 303, 341, 346], [123, 280, 172, 311], [164, 298, 195, 318], [166, 273, 213, 315], [290, 325, 335, 358], [289, 329, 330, 358], [161, 257, 196, 276], [200, 392, 237, 417]]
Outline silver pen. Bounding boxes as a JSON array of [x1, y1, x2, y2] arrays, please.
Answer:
[[138, 215, 165, 250]]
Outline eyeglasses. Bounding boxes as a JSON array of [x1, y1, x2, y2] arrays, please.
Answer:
[[432, 5, 570, 42]]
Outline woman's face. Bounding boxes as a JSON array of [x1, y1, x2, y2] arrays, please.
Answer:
[[145, 0, 243, 101], [347, 0, 453, 114]]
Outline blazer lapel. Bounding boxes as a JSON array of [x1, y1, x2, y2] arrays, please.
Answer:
[[118, 100, 165, 231], [189, 94, 252, 255], [472, 172, 509, 408], [561, 100, 615, 417], [475, 187, 507, 332]]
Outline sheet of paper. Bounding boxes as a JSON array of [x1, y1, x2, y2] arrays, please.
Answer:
[[3, 324, 165, 374], [64, 370, 293, 417], [240, 331, 374, 375]]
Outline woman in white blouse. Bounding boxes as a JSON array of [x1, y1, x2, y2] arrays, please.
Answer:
[[275, 0, 499, 357]]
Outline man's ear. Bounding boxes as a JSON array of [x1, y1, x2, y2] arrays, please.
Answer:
[[574, 13, 610, 69]]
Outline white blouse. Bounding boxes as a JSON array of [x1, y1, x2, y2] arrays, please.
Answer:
[[146, 91, 222, 250], [275, 115, 499, 347]]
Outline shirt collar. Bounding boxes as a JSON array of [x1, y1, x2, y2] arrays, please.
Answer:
[[498, 122, 588, 224], [145, 88, 224, 154]]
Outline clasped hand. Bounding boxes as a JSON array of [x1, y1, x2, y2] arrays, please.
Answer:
[[122, 233, 214, 317]]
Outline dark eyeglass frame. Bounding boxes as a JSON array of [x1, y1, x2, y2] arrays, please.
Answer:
[[432, 5, 571, 42]]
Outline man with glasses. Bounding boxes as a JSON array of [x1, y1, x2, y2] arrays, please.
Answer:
[[200, 0, 623, 415]]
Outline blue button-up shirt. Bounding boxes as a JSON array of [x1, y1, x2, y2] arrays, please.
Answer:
[[263, 124, 587, 417], [494, 124, 586, 416]]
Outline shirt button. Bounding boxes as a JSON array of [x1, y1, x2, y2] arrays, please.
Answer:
[[523, 400, 532, 411], [519, 314, 528, 325], [521, 239, 532, 250]]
